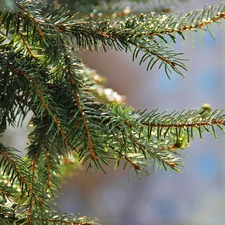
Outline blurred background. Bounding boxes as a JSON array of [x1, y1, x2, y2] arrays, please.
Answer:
[[2, 0, 225, 224]]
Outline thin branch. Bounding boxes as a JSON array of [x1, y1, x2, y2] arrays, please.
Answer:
[[0, 148, 42, 206], [16, 3, 45, 38], [112, 147, 141, 171], [45, 149, 51, 187], [5, 62, 71, 147], [142, 119, 225, 128], [19, 32, 36, 58], [62, 45, 98, 160]]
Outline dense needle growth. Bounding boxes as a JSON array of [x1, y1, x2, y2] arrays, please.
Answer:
[[0, 0, 225, 224]]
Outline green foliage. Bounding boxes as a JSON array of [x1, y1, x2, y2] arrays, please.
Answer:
[[0, 0, 225, 224]]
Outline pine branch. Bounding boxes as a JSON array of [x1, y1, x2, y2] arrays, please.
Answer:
[[107, 104, 225, 141], [0, 0, 223, 178], [54, 2, 225, 76], [0, 182, 19, 203], [2, 1, 224, 78], [139, 108, 225, 140], [56, 16, 188, 77], [98, 104, 225, 174], [1, 0, 225, 224], [0, 145, 48, 209]]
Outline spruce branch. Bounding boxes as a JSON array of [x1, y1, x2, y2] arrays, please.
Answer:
[[55, 2, 225, 76], [2, 1, 224, 77], [1, 0, 225, 224], [61, 45, 98, 160], [0, 145, 48, 209], [0, 182, 19, 203], [139, 108, 225, 140], [101, 104, 225, 174]]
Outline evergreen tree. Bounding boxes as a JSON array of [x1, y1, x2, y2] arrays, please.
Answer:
[[0, 0, 225, 224]]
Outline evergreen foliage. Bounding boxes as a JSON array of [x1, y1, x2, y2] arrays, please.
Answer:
[[0, 0, 225, 224]]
